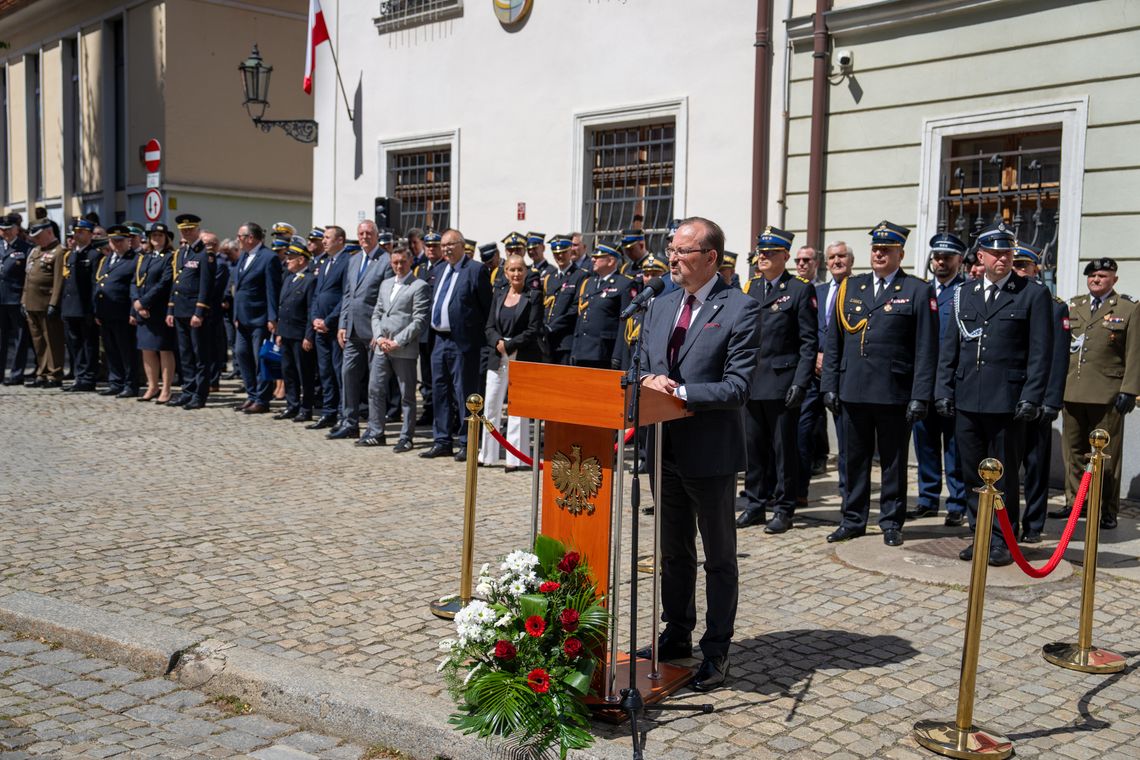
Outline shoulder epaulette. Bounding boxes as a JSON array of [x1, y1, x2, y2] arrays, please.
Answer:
[[1070, 294, 1089, 305], [795, 276, 809, 284], [1122, 294, 1136, 303], [1053, 295, 1065, 305]]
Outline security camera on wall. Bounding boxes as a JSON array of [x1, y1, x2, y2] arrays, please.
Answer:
[[836, 49, 854, 74]]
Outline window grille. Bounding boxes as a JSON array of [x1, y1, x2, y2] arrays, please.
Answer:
[[390, 148, 451, 233], [374, 0, 462, 34]]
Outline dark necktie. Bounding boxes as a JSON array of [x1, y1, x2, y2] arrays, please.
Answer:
[[875, 278, 885, 302], [764, 280, 772, 299], [1090, 296, 1102, 315], [985, 283, 996, 304], [667, 294, 696, 369], [357, 253, 370, 284], [432, 266, 453, 329]]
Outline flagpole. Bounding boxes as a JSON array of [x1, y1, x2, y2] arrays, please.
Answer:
[[325, 35, 354, 123]]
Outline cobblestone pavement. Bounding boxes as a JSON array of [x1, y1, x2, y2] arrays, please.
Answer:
[[0, 627, 373, 759], [1, 383, 1138, 758]]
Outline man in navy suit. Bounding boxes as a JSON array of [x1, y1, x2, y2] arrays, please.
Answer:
[[306, 225, 352, 430], [935, 222, 1052, 567], [822, 222, 939, 548], [637, 217, 761, 692], [0, 214, 33, 384], [420, 228, 492, 460], [911, 233, 969, 527], [231, 222, 282, 414]]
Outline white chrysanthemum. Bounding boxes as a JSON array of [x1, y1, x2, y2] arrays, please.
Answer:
[[475, 581, 492, 598], [479, 563, 490, 576], [502, 550, 539, 574], [508, 579, 527, 597], [438, 638, 456, 652], [463, 663, 483, 685], [495, 614, 512, 627], [474, 605, 497, 625]]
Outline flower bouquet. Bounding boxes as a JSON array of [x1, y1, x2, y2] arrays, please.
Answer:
[[439, 535, 608, 758]]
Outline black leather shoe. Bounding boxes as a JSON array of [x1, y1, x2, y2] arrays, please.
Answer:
[[234, 400, 252, 412], [690, 655, 729, 692], [908, 504, 939, 519], [393, 439, 413, 453], [635, 631, 692, 662], [503, 465, 524, 473], [99, 387, 121, 396], [164, 394, 187, 406], [1048, 506, 1073, 520], [454, 449, 468, 462], [223, 370, 240, 380], [273, 409, 298, 420], [883, 529, 904, 547], [1101, 514, 1118, 530], [183, 400, 206, 410], [116, 389, 138, 399], [70, 383, 97, 393], [944, 512, 966, 527], [959, 543, 974, 561], [419, 444, 454, 459], [1020, 531, 1043, 544], [26, 378, 45, 388], [735, 506, 767, 528], [306, 414, 338, 430], [2, 377, 23, 386], [989, 543, 1013, 567], [244, 402, 270, 414], [827, 525, 865, 543], [293, 412, 313, 423], [764, 513, 792, 534], [385, 410, 401, 423], [355, 434, 386, 447], [328, 425, 359, 440], [44, 380, 63, 388]]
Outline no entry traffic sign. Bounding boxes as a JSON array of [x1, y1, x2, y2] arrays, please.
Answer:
[[144, 188, 163, 222], [144, 139, 162, 173]]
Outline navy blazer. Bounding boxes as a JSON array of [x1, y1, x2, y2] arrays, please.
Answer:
[[1045, 291, 1070, 410], [934, 272, 1051, 413], [744, 271, 818, 400], [431, 256, 493, 353], [815, 281, 831, 349], [638, 277, 762, 478], [821, 270, 939, 406], [168, 241, 214, 320], [130, 250, 173, 313], [310, 248, 352, 329], [277, 270, 317, 342], [934, 274, 967, 341], [232, 244, 282, 327], [0, 237, 31, 305], [61, 243, 99, 318], [93, 251, 136, 320]]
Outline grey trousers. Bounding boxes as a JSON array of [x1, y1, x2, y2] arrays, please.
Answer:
[[340, 337, 371, 427], [365, 350, 417, 440]]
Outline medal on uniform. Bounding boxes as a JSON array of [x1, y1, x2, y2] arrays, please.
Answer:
[[884, 303, 893, 312], [854, 306, 862, 313], [771, 303, 779, 311]]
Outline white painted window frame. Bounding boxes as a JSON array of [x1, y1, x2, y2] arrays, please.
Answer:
[[916, 97, 1088, 297], [570, 97, 688, 234], [376, 128, 461, 228]]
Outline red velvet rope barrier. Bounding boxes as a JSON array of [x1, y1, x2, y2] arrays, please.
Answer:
[[480, 419, 636, 470], [996, 467, 1092, 578]]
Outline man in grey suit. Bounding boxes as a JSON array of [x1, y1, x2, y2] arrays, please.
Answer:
[[358, 247, 429, 450], [332, 228, 393, 439], [636, 217, 761, 692]]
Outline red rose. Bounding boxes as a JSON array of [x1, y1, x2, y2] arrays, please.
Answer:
[[563, 637, 584, 658], [527, 667, 550, 694], [525, 615, 546, 637], [560, 609, 579, 632], [493, 640, 516, 660], [538, 581, 561, 593], [557, 551, 580, 573]]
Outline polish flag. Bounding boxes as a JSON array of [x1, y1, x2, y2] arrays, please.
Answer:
[[304, 0, 330, 94]]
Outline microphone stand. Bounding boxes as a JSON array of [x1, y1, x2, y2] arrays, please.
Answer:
[[604, 306, 712, 760]]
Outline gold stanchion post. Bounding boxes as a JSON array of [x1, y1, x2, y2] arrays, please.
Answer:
[[430, 394, 484, 620], [913, 458, 1013, 760], [1042, 429, 1125, 673]]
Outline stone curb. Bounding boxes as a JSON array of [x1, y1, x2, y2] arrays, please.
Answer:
[[0, 590, 629, 760]]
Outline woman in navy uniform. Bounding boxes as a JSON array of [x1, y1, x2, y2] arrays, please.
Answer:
[[132, 223, 176, 403], [274, 242, 318, 422], [93, 225, 138, 397]]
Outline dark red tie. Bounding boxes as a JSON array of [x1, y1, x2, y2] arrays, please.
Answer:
[[667, 294, 696, 369]]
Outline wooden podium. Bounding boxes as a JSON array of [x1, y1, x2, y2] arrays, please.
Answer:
[[507, 361, 694, 711]]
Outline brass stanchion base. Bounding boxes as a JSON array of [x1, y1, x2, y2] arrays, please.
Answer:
[[637, 553, 654, 574], [1041, 642, 1126, 673], [429, 597, 463, 620], [913, 719, 1012, 760]]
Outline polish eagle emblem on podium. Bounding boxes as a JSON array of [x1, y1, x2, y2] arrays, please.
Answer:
[[550, 444, 603, 516]]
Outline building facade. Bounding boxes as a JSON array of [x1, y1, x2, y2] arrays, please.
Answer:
[[1, 0, 313, 236]]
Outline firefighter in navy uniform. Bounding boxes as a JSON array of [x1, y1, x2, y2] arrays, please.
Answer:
[[1053, 257, 1140, 531], [93, 225, 138, 397], [541, 235, 588, 365], [274, 242, 318, 421], [935, 222, 1052, 566], [0, 214, 33, 385], [481, 242, 508, 296], [166, 213, 215, 410], [1012, 243, 1069, 543], [618, 228, 651, 277], [719, 252, 742, 289], [737, 228, 818, 534], [526, 232, 552, 279], [204, 232, 231, 391], [570, 242, 636, 369], [613, 253, 667, 371], [60, 218, 101, 391], [822, 221, 939, 547], [501, 232, 540, 291]]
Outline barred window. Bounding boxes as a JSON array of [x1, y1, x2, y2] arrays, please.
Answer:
[[939, 129, 1061, 271], [374, 0, 462, 34], [390, 148, 451, 233], [582, 121, 675, 254]]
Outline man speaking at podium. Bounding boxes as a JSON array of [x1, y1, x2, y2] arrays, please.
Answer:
[[638, 217, 762, 691]]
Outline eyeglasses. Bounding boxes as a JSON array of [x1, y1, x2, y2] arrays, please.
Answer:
[[441, 242, 462, 249], [665, 246, 709, 258], [794, 258, 814, 264]]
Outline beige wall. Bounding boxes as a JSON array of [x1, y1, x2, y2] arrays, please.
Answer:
[[163, 0, 310, 196], [40, 41, 63, 201], [6, 58, 29, 206], [77, 25, 104, 197], [125, 1, 165, 190]]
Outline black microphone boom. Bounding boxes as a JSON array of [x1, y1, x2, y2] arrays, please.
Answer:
[[619, 277, 665, 319]]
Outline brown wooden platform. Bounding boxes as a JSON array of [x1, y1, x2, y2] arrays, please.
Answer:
[[587, 652, 694, 723]]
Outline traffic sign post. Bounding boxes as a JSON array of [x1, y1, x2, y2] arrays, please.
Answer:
[[144, 139, 162, 173], [144, 189, 163, 222]]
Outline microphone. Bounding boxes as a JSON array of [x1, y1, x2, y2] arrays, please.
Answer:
[[620, 277, 665, 319]]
